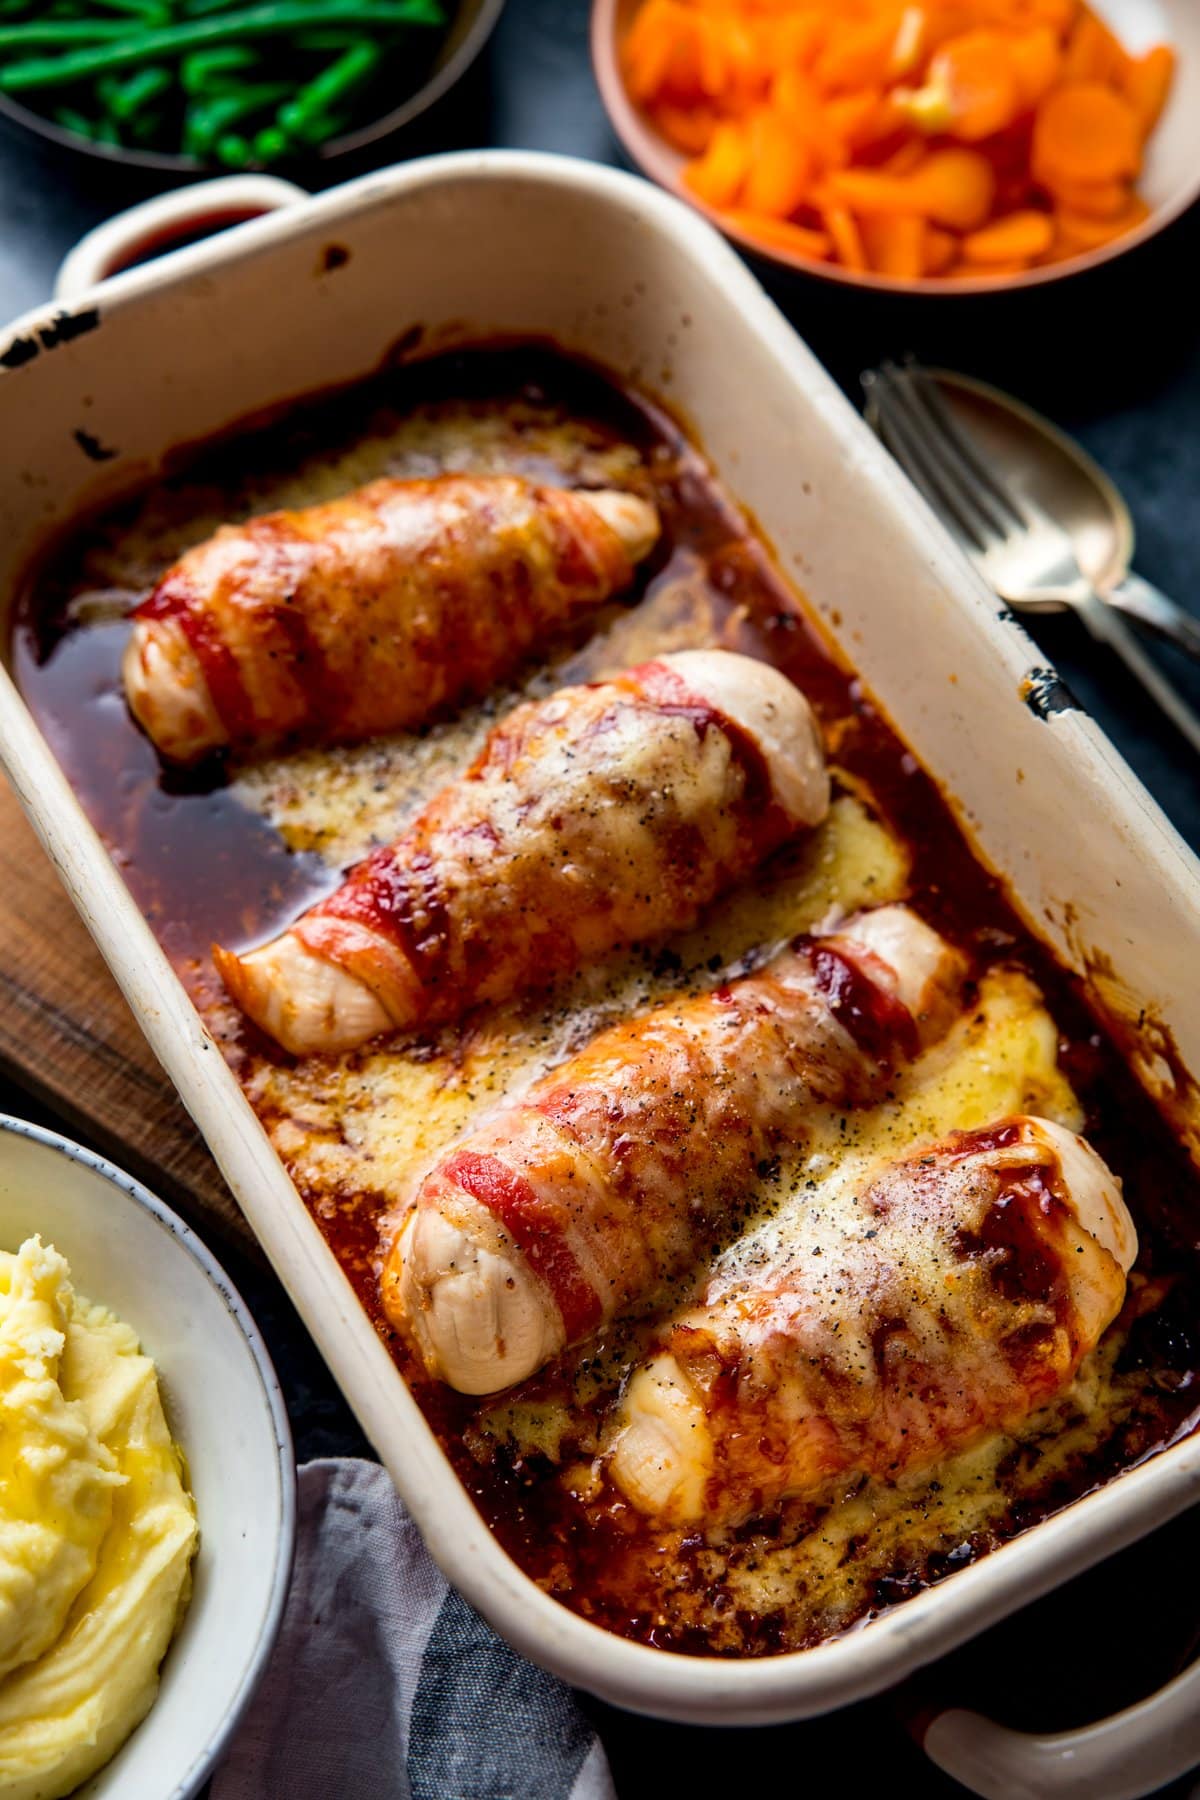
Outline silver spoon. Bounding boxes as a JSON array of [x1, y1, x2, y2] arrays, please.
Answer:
[[884, 367, 1200, 660]]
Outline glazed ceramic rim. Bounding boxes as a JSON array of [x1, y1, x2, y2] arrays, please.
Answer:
[[0, 0, 507, 177], [589, 0, 1200, 297], [0, 1112, 297, 1800]]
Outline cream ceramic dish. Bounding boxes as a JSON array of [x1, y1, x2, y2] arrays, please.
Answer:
[[591, 0, 1200, 294], [0, 1116, 295, 1799], [0, 154, 1198, 1794]]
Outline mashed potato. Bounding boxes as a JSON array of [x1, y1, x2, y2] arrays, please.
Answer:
[[0, 1238, 197, 1799]]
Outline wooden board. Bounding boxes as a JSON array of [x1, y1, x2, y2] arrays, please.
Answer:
[[0, 771, 257, 1256]]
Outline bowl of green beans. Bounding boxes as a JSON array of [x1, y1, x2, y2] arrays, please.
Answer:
[[0, 0, 505, 172]]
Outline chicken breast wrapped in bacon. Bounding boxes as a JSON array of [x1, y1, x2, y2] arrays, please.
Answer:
[[123, 473, 660, 763], [215, 650, 830, 1055], [383, 904, 967, 1394], [610, 1117, 1137, 1526]]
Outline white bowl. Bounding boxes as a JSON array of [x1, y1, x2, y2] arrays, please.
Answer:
[[0, 1115, 295, 1800]]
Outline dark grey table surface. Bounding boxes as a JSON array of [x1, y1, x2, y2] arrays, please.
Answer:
[[2, 3, 1200, 1795]]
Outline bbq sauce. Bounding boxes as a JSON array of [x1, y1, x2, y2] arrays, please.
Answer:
[[13, 346, 1200, 1658]]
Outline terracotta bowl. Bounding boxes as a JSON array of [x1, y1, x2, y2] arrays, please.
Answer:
[[591, 0, 1200, 295]]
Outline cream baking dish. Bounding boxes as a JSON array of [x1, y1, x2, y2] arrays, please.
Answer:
[[1, 152, 1199, 1787]]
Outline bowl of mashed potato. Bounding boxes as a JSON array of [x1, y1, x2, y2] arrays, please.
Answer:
[[0, 1114, 295, 1800]]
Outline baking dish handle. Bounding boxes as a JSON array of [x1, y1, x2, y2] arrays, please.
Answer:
[[54, 174, 307, 300], [921, 1655, 1200, 1799]]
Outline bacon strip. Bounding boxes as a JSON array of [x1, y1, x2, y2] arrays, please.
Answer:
[[384, 904, 967, 1394], [123, 474, 658, 762], [609, 1116, 1137, 1526], [214, 650, 830, 1054]]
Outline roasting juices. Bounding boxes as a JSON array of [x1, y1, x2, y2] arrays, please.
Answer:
[[14, 345, 1200, 1658]]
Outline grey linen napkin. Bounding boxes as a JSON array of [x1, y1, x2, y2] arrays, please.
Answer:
[[212, 1458, 618, 1800]]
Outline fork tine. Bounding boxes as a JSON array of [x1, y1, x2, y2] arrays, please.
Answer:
[[880, 363, 1012, 544], [869, 370, 993, 555], [902, 362, 1032, 530]]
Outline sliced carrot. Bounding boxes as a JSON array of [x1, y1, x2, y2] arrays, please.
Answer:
[[818, 198, 869, 272], [860, 212, 927, 277], [1008, 27, 1062, 109], [1032, 82, 1141, 185], [726, 212, 834, 261], [963, 207, 1054, 261], [742, 110, 813, 217], [624, 1, 728, 105], [1055, 195, 1150, 248], [922, 4, 985, 53], [824, 87, 887, 152], [814, 15, 898, 94], [623, 0, 672, 99], [621, 0, 1168, 285], [1041, 175, 1130, 218], [923, 225, 960, 273], [773, 65, 847, 170], [1123, 45, 1175, 138], [829, 148, 995, 229], [683, 121, 750, 209], [1024, 0, 1082, 32], [823, 168, 915, 217], [967, 0, 1077, 34], [913, 148, 998, 227], [838, 90, 911, 155], [900, 30, 1021, 141], [715, 14, 770, 105], [648, 102, 717, 157], [757, 13, 826, 77], [1062, 10, 1129, 87]]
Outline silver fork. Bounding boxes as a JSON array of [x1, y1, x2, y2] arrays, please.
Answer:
[[863, 360, 1200, 757]]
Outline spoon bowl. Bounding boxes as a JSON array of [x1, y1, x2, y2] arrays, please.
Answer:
[[865, 358, 1200, 752], [921, 372, 1134, 605]]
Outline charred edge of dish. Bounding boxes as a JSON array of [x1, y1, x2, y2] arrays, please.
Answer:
[[1022, 667, 1079, 720], [40, 309, 101, 351], [319, 243, 351, 274], [1, 308, 101, 373], [0, 334, 38, 371], [73, 428, 118, 463]]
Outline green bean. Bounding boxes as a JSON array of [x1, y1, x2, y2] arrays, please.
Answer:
[[0, 1, 445, 91], [183, 77, 287, 153], [215, 129, 250, 165], [99, 61, 171, 117], [180, 43, 258, 92], [0, 18, 131, 47], [59, 102, 121, 142], [276, 37, 378, 142], [251, 121, 287, 161], [54, 103, 101, 135], [184, 93, 237, 149]]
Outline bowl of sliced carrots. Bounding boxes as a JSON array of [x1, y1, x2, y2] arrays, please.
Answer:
[[592, 0, 1199, 293]]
